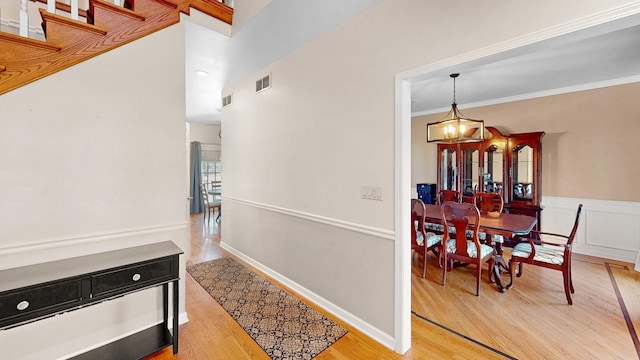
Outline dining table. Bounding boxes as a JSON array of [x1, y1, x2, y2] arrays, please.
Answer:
[[423, 203, 538, 292]]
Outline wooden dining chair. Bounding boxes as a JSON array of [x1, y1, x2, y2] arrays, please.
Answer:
[[411, 199, 442, 278], [200, 184, 221, 222], [472, 192, 504, 245], [472, 192, 504, 213], [437, 190, 462, 205], [440, 201, 496, 296], [508, 204, 583, 304]]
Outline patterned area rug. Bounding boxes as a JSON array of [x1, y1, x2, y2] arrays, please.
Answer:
[[187, 257, 348, 360]]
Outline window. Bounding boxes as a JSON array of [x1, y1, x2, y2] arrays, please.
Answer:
[[201, 149, 221, 188]]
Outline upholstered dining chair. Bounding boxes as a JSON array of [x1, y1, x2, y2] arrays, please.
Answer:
[[411, 198, 442, 278], [437, 190, 462, 205], [440, 201, 496, 296], [200, 184, 221, 222], [508, 204, 583, 305]]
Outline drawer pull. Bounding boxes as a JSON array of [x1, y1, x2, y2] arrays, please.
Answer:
[[17, 301, 30, 311], [132, 273, 142, 281]]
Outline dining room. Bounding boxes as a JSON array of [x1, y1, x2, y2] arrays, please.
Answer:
[[407, 67, 640, 358], [147, 197, 640, 359]]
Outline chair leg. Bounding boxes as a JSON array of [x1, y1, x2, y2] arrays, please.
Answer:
[[441, 252, 447, 287], [487, 257, 495, 283], [475, 263, 481, 296], [421, 251, 427, 279], [563, 266, 573, 305], [517, 262, 523, 277], [570, 270, 574, 293], [507, 260, 519, 289], [568, 257, 574, 294]]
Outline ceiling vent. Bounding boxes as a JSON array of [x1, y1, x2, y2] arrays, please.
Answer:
[[222, 94, 232, 107], [256, 73, 271, 93]]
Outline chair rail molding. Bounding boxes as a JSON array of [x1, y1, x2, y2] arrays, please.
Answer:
[[0, 222, 189, 270], [223, 196, 394, 241]]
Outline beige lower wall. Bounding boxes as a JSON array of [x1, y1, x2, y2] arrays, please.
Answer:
[[412, 82, 640, 202]]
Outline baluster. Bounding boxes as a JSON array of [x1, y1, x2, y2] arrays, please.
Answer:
[[71, 0, 78, 20], [47, 0, 55, 13], [114, 0, 121, 7], [19, 0, 28, 37]]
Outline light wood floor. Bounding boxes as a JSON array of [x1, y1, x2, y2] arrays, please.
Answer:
[[147, 214, 640, 359]]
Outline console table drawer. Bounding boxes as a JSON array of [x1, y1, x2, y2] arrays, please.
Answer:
[[0, 280, 82, 326], [91, 258, 174, 298]]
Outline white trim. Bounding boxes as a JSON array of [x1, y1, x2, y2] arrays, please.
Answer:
[[399, 3, 640, 82], [223, 196, 395, 240], [412, 74, 640, 117], [394, 76, 411, 354], [0, 222, 188, 255], [396, 2, 640, 355], [220, 242, 396, 351]]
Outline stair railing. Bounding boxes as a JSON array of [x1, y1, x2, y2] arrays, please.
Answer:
[[6, 0, 231, 40], [8, 0, 85, 39], [19, 0, 28, 36]]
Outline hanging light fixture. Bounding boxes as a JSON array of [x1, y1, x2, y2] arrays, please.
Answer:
[[426, 73, 485, 143]]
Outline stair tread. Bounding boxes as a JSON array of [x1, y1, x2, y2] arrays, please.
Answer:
[[0, 32, 61, 52], [39, 8, 108, 35], [90, 0, 146, 21], [1, 0, 233, 95]]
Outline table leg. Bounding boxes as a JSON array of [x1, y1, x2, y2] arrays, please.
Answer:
[[493, 255, 507, 293], [492, 254, 510, 293], [173, 279, 179, 354]]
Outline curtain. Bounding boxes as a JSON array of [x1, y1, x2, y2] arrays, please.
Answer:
[[189, 141, 203, 214]]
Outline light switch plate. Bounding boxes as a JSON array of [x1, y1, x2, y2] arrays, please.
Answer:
[[361, 185, 383, 201]]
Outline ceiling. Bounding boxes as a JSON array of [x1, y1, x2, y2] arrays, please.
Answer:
[[410, 19, 640, 116], [185, 21, 229, 125], [185, 6, 640, 125]]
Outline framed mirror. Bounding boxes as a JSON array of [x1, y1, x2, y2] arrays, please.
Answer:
[[440, 147, 457, 191], [460, 146, 479, 197], [512, 144, 534, 201], [483, 144, 503, 194]]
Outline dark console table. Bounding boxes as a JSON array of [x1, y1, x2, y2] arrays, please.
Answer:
[[0, 241, 183, 359]]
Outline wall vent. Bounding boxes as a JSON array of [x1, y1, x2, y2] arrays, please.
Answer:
[[256, 73, 271, 93], [222, 94, 232, 107]]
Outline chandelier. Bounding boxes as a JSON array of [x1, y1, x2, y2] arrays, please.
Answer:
[[426, 73, 485, 143]]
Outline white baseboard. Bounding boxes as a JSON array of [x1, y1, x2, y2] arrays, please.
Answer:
[[220, 242, 396, 351]]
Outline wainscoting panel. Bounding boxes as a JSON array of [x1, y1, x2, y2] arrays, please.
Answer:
[[585, 210, 639, 250], [541, 197, 640, 267]]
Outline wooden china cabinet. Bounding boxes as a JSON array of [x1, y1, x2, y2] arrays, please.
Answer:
[[435, 127, 544, 231], [505, 131, 544, 229]]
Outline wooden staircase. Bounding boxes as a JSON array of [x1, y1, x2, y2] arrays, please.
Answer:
[[0, 0, 232, 95]]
